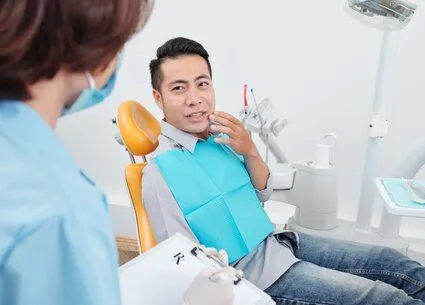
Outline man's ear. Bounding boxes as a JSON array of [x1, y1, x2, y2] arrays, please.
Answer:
[[152, 89, 163, 110]]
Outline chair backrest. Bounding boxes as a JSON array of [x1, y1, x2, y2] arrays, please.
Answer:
[[116, 100, 161, 253], [124, 163, 156, 252]]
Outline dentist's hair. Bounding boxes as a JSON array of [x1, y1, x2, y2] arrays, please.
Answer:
[[149, 37, 212, 91], [0, 0, 153, 101]]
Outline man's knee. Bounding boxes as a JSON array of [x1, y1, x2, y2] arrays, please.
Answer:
[[375, 246, 405, 259], [366, 281, 424, 304], [365, 245, 411, 268]]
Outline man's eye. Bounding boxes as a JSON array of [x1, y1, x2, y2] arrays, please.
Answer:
[[199, 82, 209, 88], [172, 86, 184, 92]]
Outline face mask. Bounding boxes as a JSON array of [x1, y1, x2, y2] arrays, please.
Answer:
[[62, 55, 122, 116]]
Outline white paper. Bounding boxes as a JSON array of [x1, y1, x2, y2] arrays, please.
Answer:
[[119, 233, 275, 305]]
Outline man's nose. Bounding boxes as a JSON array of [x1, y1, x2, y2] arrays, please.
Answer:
[[186, 89, 202, 106]]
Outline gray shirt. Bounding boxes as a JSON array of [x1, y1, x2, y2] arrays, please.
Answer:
[[142, 121, 299, 290]]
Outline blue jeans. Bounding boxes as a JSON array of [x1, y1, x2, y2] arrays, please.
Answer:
[[265, 233, 425, 305]]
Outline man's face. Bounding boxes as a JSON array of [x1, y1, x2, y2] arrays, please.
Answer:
[[153, 55, 215, 138]]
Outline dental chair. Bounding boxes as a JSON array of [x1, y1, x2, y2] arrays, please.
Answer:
[[113, 100, 161, 253]]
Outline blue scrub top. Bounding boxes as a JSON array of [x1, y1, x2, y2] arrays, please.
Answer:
[[0, 101, 120, 305]]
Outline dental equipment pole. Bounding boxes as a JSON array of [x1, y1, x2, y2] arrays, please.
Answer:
[[355, 31, 396, 232], [348, 0, 417, 232], [260, 135, 289, 164]]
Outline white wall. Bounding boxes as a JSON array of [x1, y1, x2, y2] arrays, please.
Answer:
[[56, 0, 425, 238]]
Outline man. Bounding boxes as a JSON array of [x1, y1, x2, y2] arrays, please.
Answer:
[[143, 37, 425, 304]]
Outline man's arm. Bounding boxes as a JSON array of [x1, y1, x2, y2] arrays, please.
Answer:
[[243, 147, 270, 191], [142, 162, 199, 244], [254, 170, 273, 203]]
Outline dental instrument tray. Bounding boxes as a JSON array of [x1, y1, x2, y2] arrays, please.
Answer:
[[375, 178, 425, 218]]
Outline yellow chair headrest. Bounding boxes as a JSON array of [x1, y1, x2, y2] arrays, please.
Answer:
[[116, 100, 161, 156]]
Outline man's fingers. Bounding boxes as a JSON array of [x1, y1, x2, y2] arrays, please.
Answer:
[[214, 137, 231, 145], [209, 114, 235, 129], [210, 111, 241, 128], [210, 124, 234, 136], [214, 111, 240, 124]]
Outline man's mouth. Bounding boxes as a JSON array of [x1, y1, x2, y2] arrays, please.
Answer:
[[186, 111, 207, 118]]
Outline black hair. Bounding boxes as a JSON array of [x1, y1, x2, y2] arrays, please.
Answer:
[[149, 37, 212, 90]]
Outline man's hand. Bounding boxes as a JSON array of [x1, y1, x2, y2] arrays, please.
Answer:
[[209, 110, 269, 191], [209, 111, 258, 158]]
